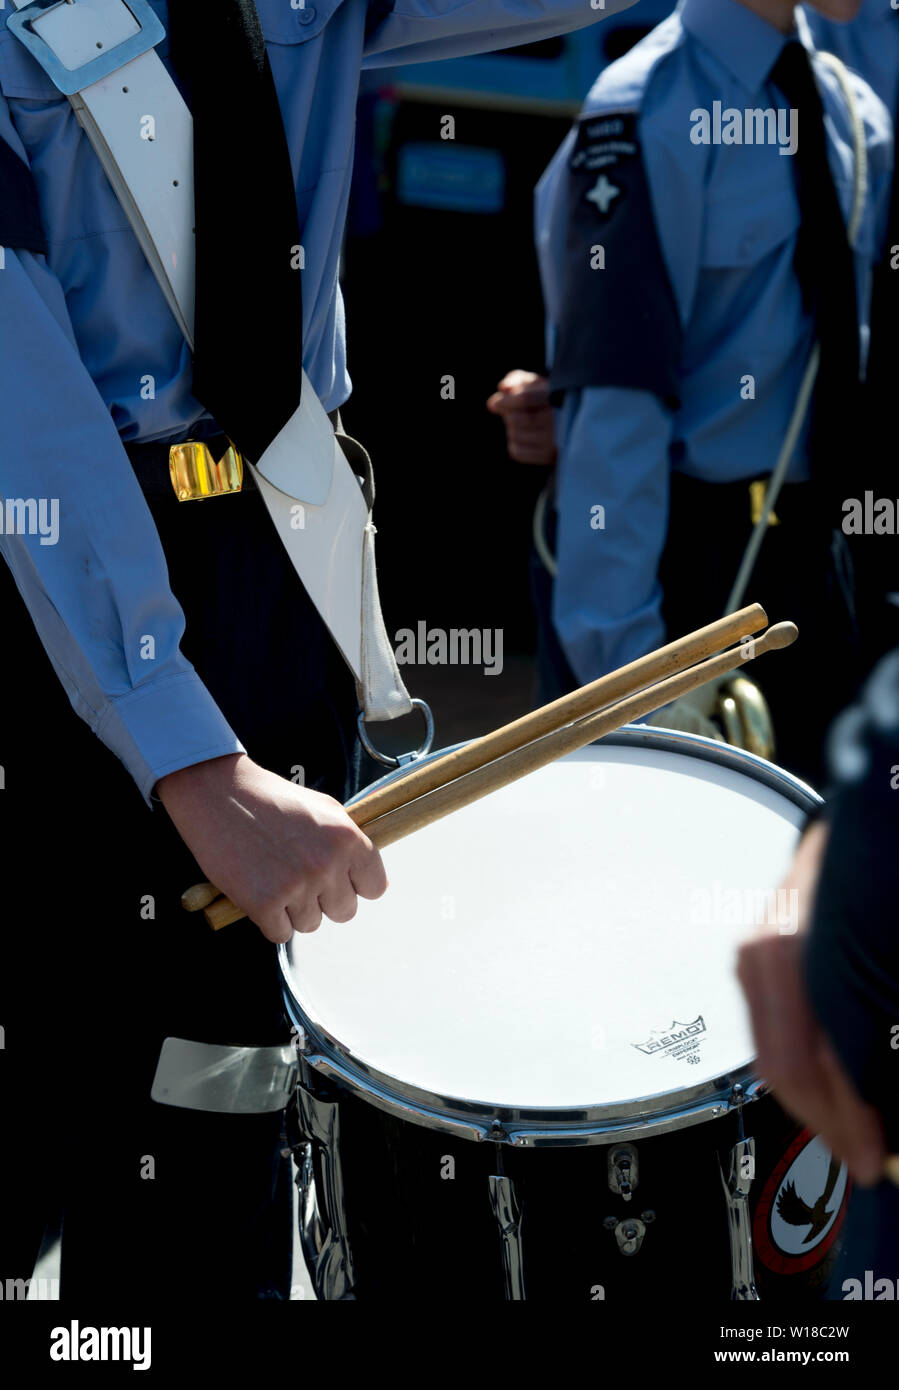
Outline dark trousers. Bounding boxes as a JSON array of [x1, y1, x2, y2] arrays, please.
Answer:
[[0, 436, 362, 1300], [660, 474, 863, 787], [532, 474, 864, 788]]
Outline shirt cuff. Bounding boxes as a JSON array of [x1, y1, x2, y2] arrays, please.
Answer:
[[93, 670, 246, 808]]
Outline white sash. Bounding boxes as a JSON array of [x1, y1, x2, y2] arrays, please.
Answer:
[[8, 0, 412, 724]]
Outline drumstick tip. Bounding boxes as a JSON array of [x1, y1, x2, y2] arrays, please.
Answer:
[[758, 621, 798, 652], [181, 881, 220, 913]]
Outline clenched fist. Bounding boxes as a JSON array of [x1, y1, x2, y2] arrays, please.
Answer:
[[486, 369, 558, 466], [157, 753, 387, 943]]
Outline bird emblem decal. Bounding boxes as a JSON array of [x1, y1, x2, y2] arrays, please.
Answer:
[[775, 1155, 842, 1244]]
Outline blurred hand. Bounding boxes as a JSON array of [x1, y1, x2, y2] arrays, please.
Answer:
[[646, 697, 723, 742], [486, 369, 558, 466], [645, 675, 725, 741], [157, 753, 388, 944], [736, 819, 886, 1186]]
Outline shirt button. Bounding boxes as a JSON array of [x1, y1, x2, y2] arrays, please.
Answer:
[[298, 6, 316, 22]]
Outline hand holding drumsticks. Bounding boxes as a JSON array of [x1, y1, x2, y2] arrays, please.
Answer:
[[160, 758, 387, 944], [182, 603, 793, 931]]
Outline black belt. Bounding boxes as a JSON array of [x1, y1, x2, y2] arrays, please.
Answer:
[[124, 409, 343, 506], [668, 472, 813, 528]]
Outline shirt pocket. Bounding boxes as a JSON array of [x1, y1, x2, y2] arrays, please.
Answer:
[[0, 30, 65, 102], [254, 0, 344, 45], [701, 187, 799, 270]]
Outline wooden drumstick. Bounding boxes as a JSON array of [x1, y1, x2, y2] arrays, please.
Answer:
[[349, 601, 768, 826], [184, 605, 766, 927], [358, 622, 797, 851], [197, 621, 796, 930]]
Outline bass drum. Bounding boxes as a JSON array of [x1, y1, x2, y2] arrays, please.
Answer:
[[280, 727, 849, 1301]]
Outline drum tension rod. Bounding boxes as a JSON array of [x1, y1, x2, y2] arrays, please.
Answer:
[[487, 1123, 526, 1299], [728, 1083, 748, 1145]]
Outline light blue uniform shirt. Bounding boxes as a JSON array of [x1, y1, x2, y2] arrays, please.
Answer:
[[535, 0, 892, 688], [805, 0, 899, 115], [0, 0, 636, 804]]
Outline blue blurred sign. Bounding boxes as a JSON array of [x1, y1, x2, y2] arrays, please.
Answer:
[[396, 142, 506, 213]]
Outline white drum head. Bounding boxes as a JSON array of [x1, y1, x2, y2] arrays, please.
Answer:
[[280, 733, 812, 1122]]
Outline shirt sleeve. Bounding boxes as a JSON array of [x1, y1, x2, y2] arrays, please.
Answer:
[[362, 0, 638, 67], [551, 385, 675, 684], [548, 110, 683, 405], [545, 79, 695, 687], [0, 154, 244, 806]]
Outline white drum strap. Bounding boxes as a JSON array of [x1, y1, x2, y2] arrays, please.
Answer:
[[8, 0, 412, 724]]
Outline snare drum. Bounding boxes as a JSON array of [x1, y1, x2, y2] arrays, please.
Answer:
[[279, 727, 850, 1301]]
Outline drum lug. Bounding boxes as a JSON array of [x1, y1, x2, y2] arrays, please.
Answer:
[[718, 1136, 760, 1301], [488, 1175, 527, 1300], [608, 1143, 639, 1200], [607, 1216, 647, 1257], [729, 1079, 766, 1109], [287, 1075, 357, 1301]]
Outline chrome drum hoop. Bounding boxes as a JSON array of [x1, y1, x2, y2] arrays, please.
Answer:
[[351, 722, 821, 819]]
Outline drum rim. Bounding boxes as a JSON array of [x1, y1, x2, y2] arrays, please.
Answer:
[[279, 724, 821, 1145]]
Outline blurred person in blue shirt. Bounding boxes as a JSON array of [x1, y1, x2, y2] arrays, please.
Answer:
[[489, 0, 892, 787]]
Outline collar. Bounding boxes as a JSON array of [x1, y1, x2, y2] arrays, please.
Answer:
[[680, 0, 814, 94]]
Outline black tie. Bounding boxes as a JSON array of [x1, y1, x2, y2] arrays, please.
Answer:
[[769, 40, 859, 529], [166, 1, 303, 465]]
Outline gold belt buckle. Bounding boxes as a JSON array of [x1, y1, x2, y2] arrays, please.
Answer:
[[748, 479, 780, 528], [169, 439, 243, 501]]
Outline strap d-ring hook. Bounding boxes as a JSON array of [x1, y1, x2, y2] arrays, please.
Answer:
[[357, 697, 435, 768]]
